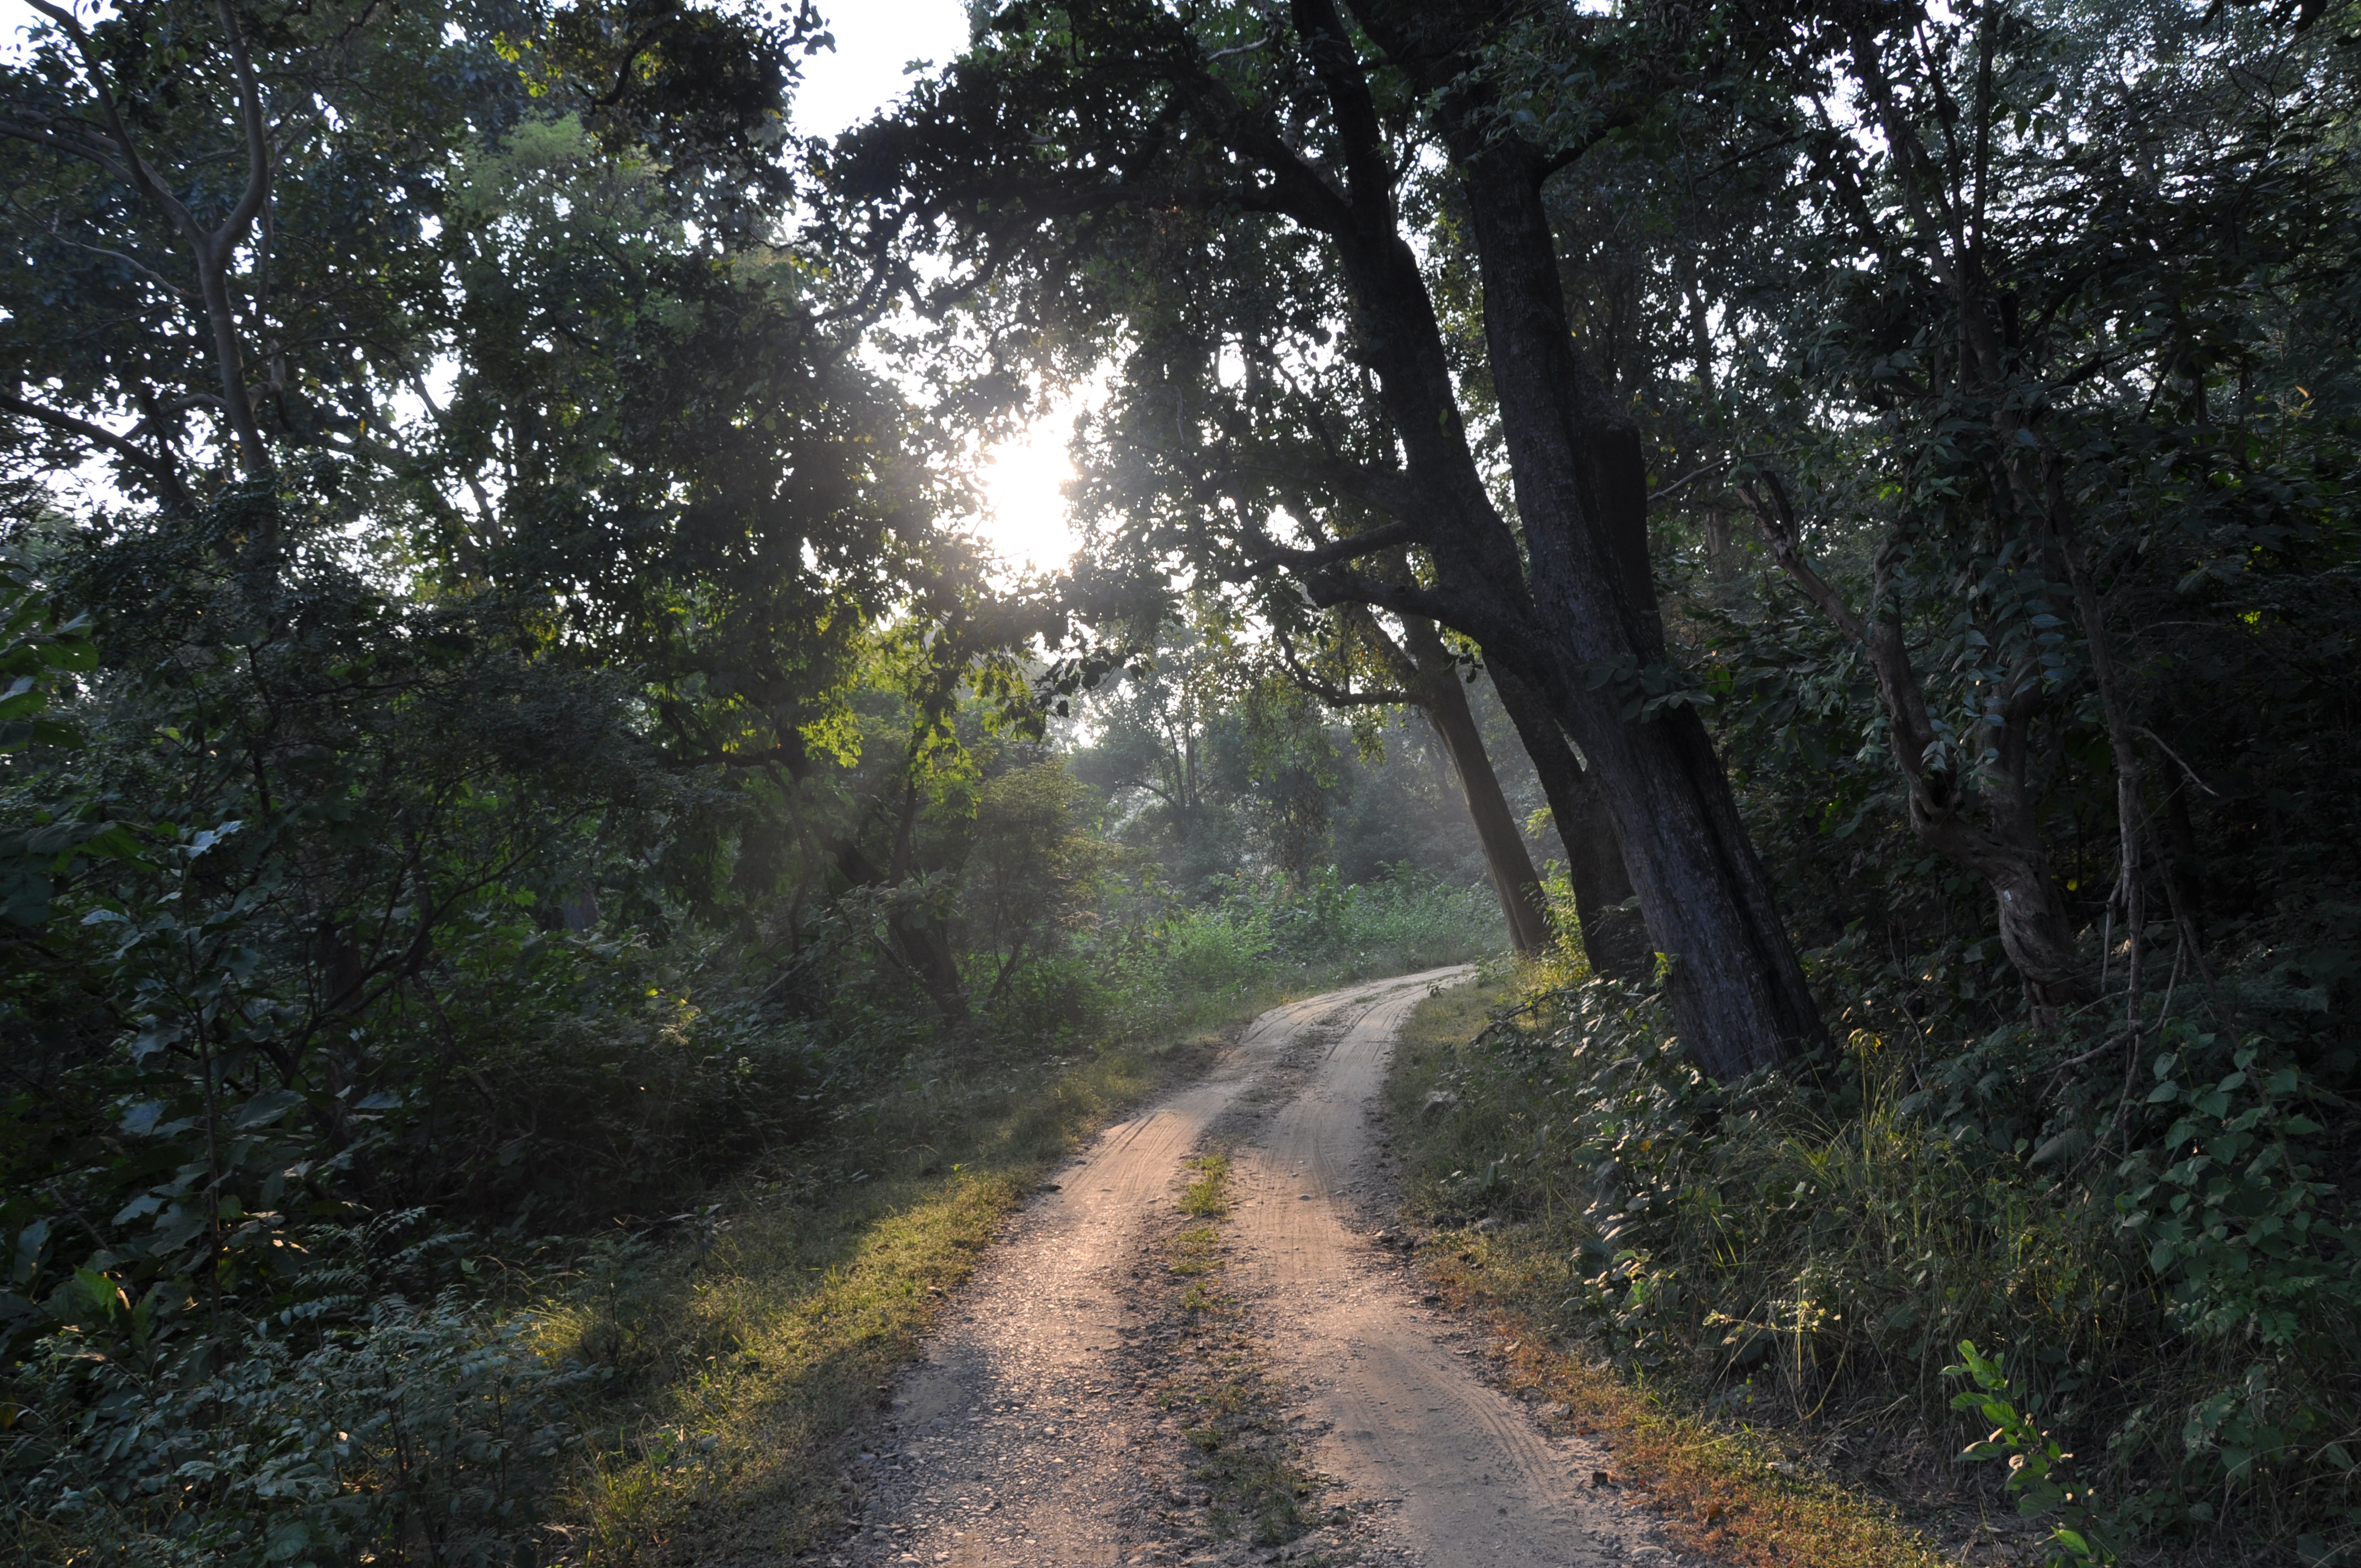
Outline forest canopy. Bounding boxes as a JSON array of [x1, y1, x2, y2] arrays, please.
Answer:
[[3, 0, 2359, 1563]]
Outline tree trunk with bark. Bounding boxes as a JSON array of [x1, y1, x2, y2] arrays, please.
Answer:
[[1489, 663, 1650, 979], [1396, 617, 1553, 955], [1376, 25, 1819, 1070], [1274, 605, 1554, 956], [1243, 0, 1827, 1076]]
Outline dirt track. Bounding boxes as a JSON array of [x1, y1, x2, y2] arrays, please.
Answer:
[[828, 971, 1707, 1568]]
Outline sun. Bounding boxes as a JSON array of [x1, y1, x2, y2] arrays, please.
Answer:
[[975, 417, 1081, 574]]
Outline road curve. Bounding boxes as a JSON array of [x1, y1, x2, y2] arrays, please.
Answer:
[[836, 971, 1701, 1568]]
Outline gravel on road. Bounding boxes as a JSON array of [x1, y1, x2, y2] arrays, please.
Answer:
[[824, 972, 1712, 1568]]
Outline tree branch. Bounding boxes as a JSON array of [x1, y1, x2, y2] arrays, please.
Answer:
[[1741, 469, 1962, 830], [1646, 456, 1732, 510], [0, 115, 138, 184], [1288, 0, 1397, 219], [0, 390, 193, 509], [1272, 622, 1410, 709], [209, 0, 273, 263], [1737, 472, 1865, 641], [23, 0, 275, 476], [51, 233, 190, 299], [21, 0, 203, 240], [1237, 519, 1413, 575]]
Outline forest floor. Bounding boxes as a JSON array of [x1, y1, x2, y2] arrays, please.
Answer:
[[813, 970, 1717, 1568]]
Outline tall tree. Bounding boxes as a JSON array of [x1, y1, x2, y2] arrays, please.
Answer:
[[1276, 602, 1552, 954], [832, 0, 1822, 1073]]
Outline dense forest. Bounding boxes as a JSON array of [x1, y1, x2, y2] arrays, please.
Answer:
[[2, 0, 2357, 1564]]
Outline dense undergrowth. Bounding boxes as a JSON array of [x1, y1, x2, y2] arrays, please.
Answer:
[[1390, 943, 2361, 1568], [9, 2, 2360, 1566], [0, 793, 1495, 1568]]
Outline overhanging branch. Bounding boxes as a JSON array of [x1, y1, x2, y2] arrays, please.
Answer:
[[0, 390, 193, 510], [1238, 519, 1412, 574]]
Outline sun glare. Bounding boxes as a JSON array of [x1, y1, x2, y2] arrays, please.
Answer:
[[976, 420, 1081, 575]]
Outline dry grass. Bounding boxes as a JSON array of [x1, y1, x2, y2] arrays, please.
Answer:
[[1423, 1271, 1960, 1567]]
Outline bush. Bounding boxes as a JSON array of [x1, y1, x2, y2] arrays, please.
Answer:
[[1155, 903, 1279, 995], [3, 1294, 580, 1567], [1398, 966, 2361, 1562], [1096, 865, 1502, 1040], [418, 927, 835, 1227]]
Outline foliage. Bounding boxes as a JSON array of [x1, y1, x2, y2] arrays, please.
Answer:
[[1386, 974, 1964, 1567], [1107, 867, 1499, 1037], [9, 0, 2360, 1559], [1392, 952, 2361, 1562], [4, 1292, 579, 1568], [0, 0, 1519, 1556], [1949, 1338, 2119, 1566]]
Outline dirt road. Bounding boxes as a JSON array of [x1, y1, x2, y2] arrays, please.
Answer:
[[830, 971, 1704, 1568]]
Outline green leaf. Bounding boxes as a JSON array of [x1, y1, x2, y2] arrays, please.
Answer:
[[233, 1089, 308, 1130], [70, 1266, 123, 1320]]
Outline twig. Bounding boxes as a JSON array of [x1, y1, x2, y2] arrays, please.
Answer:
[[2133, 727, 2218, 796]]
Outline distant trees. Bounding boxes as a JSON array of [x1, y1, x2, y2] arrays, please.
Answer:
[[829, 0, 1822, 1074]]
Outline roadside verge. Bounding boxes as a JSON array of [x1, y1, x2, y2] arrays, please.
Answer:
[[532, 1023, 1242, 1563], [1381, 973, 1965, 1568]]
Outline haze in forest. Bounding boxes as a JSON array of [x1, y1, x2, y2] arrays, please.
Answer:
[[2, 3, 2355, 1566]]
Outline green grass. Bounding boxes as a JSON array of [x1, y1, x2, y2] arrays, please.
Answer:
[[1383, 968, 1966, 1568], [528, 1030, 1235, 1564], [1179, 1151, 1233, 1218]]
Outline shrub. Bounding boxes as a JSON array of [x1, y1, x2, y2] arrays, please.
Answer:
[[1400, 966, 2361, 1560], [3, 1294, 580, 1567]]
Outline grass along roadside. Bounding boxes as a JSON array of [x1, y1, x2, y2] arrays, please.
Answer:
[[529, 1024, 1241, 1565], [1383, 973, 1963, 1568]]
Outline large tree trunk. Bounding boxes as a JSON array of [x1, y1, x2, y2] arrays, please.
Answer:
[[1301, 220, 1821, 1071], [1397, 617, 1552, 955], [1225, 0, 1824, 1076], [1489, 663, 1650, 979], [1380, 35, 1819, 1072]]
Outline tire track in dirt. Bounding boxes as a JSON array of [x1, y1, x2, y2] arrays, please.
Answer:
[[829, 971, 1706, 1568]]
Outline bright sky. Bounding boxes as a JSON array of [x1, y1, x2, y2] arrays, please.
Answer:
[[788, 2, 1087, 576], [2, 0, 1086, 575]]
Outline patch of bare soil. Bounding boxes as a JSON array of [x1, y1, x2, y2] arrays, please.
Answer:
[[819, 973, 1715, 1568]]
